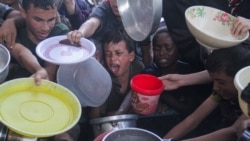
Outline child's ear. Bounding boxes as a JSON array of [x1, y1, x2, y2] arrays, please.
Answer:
[[129, 51, 135, 62]]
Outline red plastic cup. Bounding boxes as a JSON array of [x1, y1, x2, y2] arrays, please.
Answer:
[[130, 74, 164, 115]]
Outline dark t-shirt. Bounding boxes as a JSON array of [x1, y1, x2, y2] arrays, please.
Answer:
[[89, 1, 143, 61], [6, 22, 69, 80], [99, 61, 144, 116], [162, 0, 229, 70]]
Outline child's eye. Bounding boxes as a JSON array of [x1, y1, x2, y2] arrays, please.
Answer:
[[104, 52, 111, 57], [116, 52, 123, 56]]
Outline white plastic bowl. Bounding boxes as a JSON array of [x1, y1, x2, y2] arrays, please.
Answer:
[[234, 66, 250, 117], [185, 5, 249, 49]]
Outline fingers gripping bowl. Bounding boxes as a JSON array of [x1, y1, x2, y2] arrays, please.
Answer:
[[185, 5, 249, 49]]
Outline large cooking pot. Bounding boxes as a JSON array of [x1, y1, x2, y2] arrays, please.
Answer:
[[0, 44, 10, 83], [102, 128, 162, 141], [117, 0, 162, 41], [90, 114, 138, 137]]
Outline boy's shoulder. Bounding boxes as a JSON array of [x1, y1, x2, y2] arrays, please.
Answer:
[[49, 22, 70, 37]]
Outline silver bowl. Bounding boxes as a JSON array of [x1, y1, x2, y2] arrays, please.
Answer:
[[0, 44, 10, 83]]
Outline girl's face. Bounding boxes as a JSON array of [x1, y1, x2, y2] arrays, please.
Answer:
[[209, 71, 238, 100], [104, 41, 135, 77], [153, 32, 178, 68]]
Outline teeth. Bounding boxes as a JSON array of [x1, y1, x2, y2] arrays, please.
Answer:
[[159, 59, 168, 63], [110, 64, 119, 74]]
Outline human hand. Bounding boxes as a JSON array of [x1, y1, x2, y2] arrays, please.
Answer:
[[31, 68, 49, 86], [158, 74, 185, 90], [231, 16, 250, 37], [236, 119, 250, 138], [67, 30, 83, 45], [0, 18, 17, 49]]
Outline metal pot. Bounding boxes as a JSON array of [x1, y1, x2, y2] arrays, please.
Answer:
[[117, 0, 162, 41], [102, 128, 162, 141], [0, 44, 10, 83], [90, 114, 138, 137], [0, 122, 37, 141]]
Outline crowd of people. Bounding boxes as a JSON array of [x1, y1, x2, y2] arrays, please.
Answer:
[[0, 0, 250, 141]]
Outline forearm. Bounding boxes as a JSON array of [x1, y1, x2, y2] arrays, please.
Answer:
[[43, 62, 58, 82], [63, 0, 76, 15], [182, 70, 211, 86], [164, 116, 199, 139], [78, 17, 100, 38], [6, 11, 25, 28], [183, 127, 237, 141], [66, 4, 90, 30]]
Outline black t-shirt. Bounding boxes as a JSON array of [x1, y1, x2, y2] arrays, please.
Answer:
[[161, 0, 229, 70]]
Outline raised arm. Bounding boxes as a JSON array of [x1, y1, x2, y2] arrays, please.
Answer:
[[67, 17, 100, 43]]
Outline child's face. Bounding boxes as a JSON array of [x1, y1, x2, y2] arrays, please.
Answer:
[[153, 32, 178, 68], [104, 41, 135, 77], [209, 71, 238, 100], [21, 3, 57, 44]]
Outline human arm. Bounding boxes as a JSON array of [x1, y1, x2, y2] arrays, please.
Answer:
[[183, 114, 248, 141], [231, 16, 250, 36], [67, 17, 101, 43], [236, 117, 250, 138], [43, 62, 58, 82], [62, 0, 91, 29], [10, 43, 48, 85], [0, 9, 25, 49], [159, 70, 211, 90], [163, 97, 218, 140]]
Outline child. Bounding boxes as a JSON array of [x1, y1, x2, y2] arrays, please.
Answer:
[[89, 29, 144, 118], [164, 45, 250, 141], [143, 27, 212, 117]]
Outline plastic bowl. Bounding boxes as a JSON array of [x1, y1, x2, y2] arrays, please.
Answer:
[[0, 44, 10, 83], [185, 5, 249, 49], [234, 66, 250, 117], [0, 78, 81, 137]]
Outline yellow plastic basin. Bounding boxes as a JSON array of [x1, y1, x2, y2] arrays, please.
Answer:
[[0, 78, 81, 137]]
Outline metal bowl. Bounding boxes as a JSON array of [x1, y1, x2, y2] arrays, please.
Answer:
[[90, 114, 138, 137], [117, 0, 162, 41], [102, 127, 162, 141], [0, 44, 10, 83]]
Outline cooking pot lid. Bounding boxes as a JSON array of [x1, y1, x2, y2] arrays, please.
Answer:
[[117, 0, 162, 41]]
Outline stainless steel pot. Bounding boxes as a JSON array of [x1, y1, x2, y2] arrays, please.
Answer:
[[90, 114, 138, 137], [117, 0, 162, 41], [102, 128, 162, 141], [0, 122, 37, 141], [0, 44, 10, 83]]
